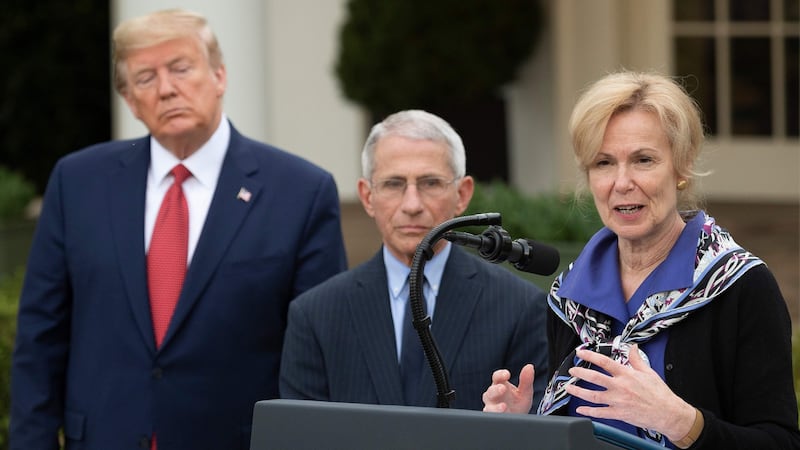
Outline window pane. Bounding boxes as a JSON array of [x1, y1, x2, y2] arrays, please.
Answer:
[[675, 37, 718, 134], [730, 0, 770, 21], [787, 37, 799, 137], [786, 0, 800, 21], [674, 0, 714, 20], [730, 38, 772, 136]]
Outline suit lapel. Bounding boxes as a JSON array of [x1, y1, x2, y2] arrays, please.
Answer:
[[417, 247, 482, 405], [348, 252, 406, 404], [160, 127, 262, 349], [109, 139, 155, 351]]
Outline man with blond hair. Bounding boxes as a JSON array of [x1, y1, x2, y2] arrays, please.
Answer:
[[10, 9, 346, 449]]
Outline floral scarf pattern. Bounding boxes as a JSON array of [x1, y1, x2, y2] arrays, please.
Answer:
[[537, 214, 764, 445]]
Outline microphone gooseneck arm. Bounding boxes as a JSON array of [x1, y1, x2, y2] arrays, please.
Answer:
[[409, 213, 502, 408], [443, 226, 561, 276]]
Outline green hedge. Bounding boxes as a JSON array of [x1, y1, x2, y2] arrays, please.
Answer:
[[795, 332, 800, 422], [0, 269, 23, 449], [463, 180, 603, 244], [0, 167, 35, 223], [0, 165, 35, 448], [460, 181, 602, 290]]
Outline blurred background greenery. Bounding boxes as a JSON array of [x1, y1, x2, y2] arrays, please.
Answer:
[[0, 0, 110, 194], [1, 2, 110, 442]]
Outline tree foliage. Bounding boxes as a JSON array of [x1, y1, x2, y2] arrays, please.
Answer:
[[0, 268, 24, 450], [335, 0, 543, 115], [0, 166, 35, 222], [0, 0, 111, 193]]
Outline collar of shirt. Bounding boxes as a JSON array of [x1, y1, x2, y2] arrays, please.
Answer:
[[384, 242, 450, 310], [145, 115, 230, 262], [148, 114, 230, 191], [556, 211, 702, 323], [384, 242, 450, 357]]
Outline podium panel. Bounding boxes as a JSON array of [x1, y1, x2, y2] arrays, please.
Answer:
[[251, 399, 660, 450]]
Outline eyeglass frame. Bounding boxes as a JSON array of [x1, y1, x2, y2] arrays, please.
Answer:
[[368, 175, 461, 199]]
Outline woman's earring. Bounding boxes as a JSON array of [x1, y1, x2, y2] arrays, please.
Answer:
[[677, 180, 688, 190]]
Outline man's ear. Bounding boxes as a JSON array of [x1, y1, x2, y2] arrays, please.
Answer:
[[213, 63, 227, 97], [357, 178, 375, 218], [454, 175, 474, 216]]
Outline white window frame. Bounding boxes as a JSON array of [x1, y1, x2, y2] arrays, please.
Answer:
[[673, 0, 799, 138]]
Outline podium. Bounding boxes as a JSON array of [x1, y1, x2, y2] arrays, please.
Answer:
[[250, 399, 664, 450]]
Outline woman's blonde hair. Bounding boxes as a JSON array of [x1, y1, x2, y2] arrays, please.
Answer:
[[569, 71, 707, 210]]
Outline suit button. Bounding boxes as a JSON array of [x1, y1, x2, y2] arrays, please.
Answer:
[[152, 367, 163, 379], [139, 436, 151, 448], [666, 363, 674, 371]]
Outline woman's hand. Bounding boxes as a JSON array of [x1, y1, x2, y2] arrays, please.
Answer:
[[482, 363, 535, 414], [565, 344, 697, 442]]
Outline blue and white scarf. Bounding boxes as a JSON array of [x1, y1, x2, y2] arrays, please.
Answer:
[[537, 214, 764, 445]]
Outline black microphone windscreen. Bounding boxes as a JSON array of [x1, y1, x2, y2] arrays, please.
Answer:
[[515, 240, 560, 276]]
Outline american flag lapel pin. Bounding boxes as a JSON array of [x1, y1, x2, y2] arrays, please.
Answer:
[[236, 187, 252, 203]]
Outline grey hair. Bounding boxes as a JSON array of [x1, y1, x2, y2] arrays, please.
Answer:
[[361, 110, 466, 179]]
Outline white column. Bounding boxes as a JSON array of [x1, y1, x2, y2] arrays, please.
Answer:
[[505, 28, 557, 196], [261, 0, 364, 201]]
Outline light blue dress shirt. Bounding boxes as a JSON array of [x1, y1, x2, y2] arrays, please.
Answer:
[[383, 243, 450, 361]]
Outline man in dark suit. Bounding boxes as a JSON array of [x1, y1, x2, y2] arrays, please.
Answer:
[[9, 9, 347, 450], [280, 110, 548, 411]]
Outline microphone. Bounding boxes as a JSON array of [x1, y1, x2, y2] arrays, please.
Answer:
[[443, 226, 560, 276]]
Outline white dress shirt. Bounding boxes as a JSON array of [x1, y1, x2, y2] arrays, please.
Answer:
[[144, 116, 230, 266]]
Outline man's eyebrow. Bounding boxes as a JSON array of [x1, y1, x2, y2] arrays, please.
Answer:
[[377, 174, 443, 180], [131, 55, 191, 73], [167, 56, 191, 66]]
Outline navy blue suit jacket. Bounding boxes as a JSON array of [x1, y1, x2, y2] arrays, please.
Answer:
[[279, 246, 549, 411], [10, 123, 348, 450]]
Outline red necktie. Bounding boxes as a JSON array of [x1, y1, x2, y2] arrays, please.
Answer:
[[148, 164, 191, 348]]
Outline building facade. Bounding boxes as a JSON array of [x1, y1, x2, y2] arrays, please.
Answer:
[[112, 0, 799, 203]]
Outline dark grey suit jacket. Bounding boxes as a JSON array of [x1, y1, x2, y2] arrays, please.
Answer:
[[280, 245, 549, 410]]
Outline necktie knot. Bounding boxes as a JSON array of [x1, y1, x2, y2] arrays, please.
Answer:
[[171, 164, 192, 185]]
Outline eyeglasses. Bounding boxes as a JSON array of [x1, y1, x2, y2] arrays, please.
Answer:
[[370, 176, 458, 199]]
